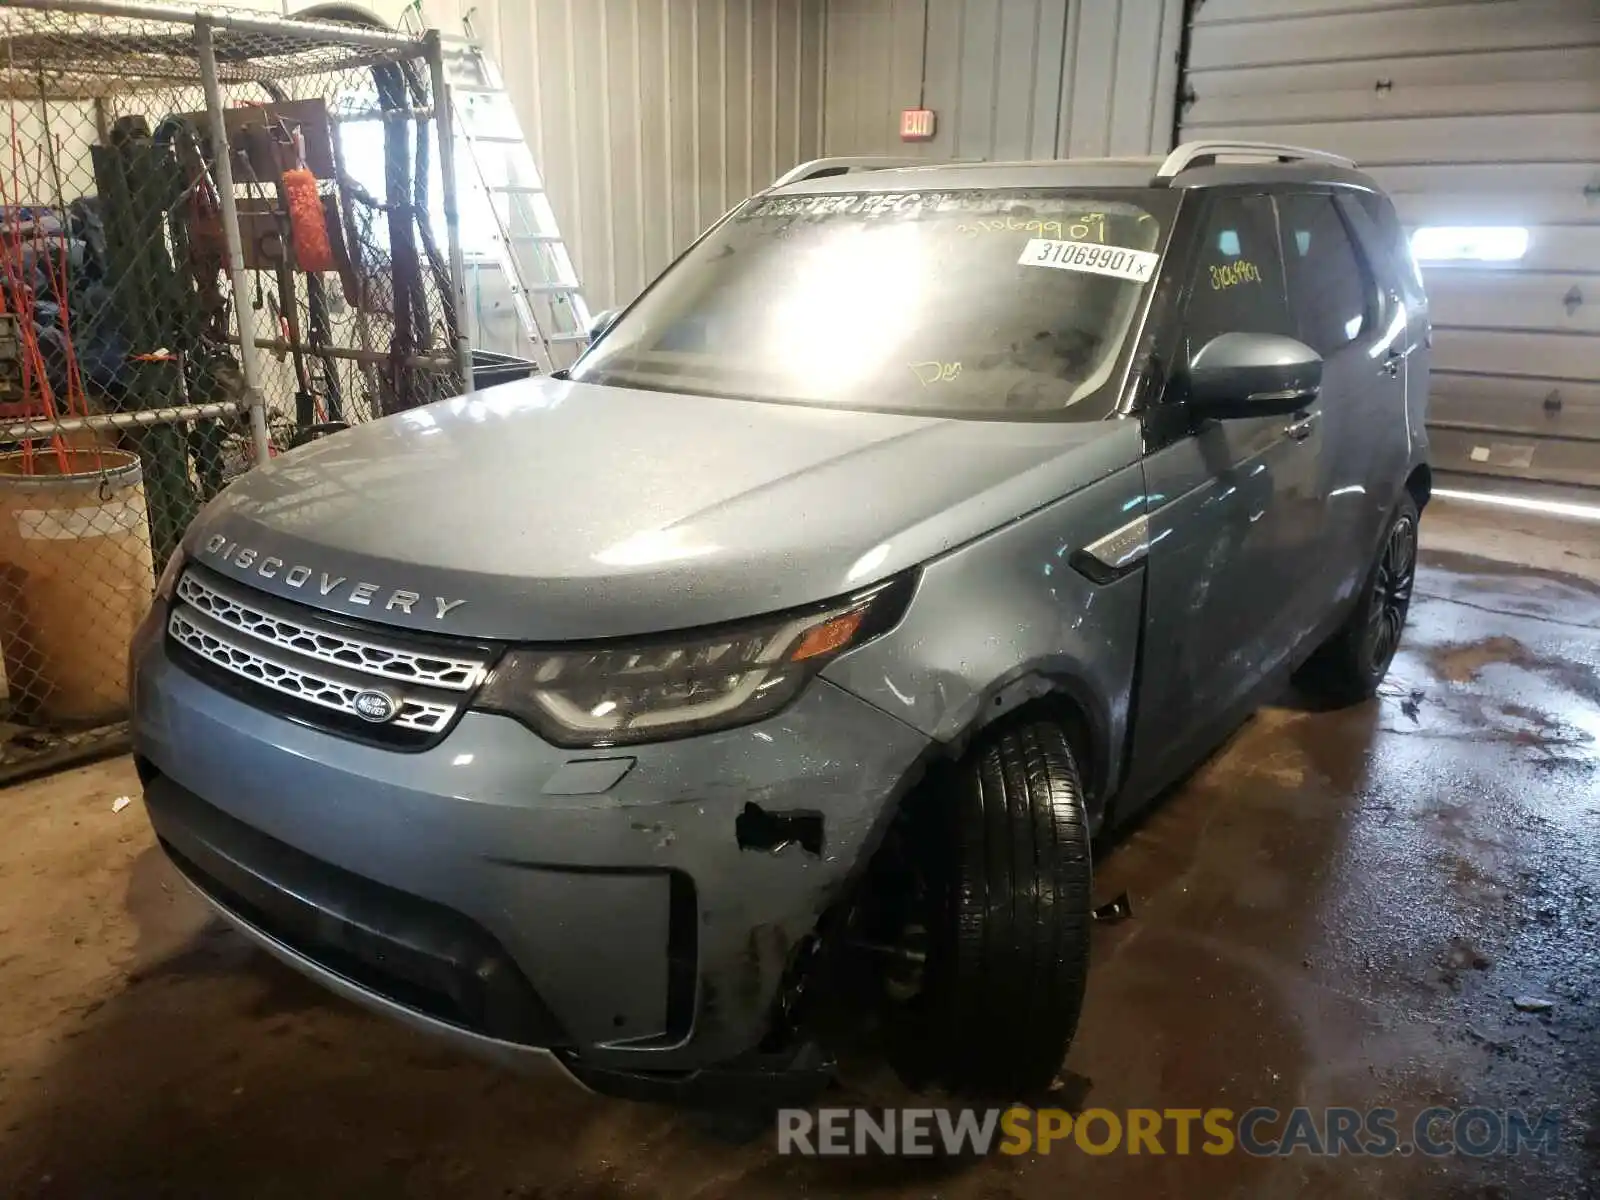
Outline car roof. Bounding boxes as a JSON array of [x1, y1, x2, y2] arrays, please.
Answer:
[[772, 159, 1166, 195], [765, 141, 1383, 198]]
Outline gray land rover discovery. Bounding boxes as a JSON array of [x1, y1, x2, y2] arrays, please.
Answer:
[[130, 141, 1431, 1104]]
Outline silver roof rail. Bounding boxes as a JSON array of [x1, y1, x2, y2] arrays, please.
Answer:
[[769, 156, 944, 189], [1157, 140, 1356, 178]]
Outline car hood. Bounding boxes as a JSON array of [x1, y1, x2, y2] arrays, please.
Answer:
[[185, 378, 1141, 640]]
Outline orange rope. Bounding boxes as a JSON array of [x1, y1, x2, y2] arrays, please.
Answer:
[[0, 111, 68, 473], [32, 143, 73, 467], [38, 144, 86, 421], [3, 95, 28, 475]]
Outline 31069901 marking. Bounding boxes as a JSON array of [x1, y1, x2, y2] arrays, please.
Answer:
[[1019, 238, 1159, 282]]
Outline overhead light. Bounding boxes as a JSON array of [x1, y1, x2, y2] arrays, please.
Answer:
[[1410, 226, 1528, 263], [1433, 487, 1600, 523]]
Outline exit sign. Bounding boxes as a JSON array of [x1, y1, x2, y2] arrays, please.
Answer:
[[900, 108, 936, 141]]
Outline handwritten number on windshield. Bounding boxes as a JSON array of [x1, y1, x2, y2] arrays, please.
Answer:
[[912, 361, 963, 385]]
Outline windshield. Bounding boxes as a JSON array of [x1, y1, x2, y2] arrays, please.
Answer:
[[571, 188, 1173, 419]]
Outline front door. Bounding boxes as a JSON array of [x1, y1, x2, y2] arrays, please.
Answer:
[[1278, 190, 1406, 613], [1123, 192, 1328, 802]]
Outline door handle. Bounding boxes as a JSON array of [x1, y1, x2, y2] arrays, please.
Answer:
[[1283, 410, 1320, 442]]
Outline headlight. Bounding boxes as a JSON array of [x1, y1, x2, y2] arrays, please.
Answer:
[[475, 574, 914, 746]]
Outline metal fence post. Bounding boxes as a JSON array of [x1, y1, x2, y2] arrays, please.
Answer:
[[426, 28, 475, 392], [195, 16, 272, 465]]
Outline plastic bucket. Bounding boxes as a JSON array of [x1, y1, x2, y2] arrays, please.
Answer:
[[0, 448, 156, 724]]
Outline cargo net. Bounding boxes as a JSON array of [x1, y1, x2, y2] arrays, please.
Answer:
[[0, 4, 464, 778]]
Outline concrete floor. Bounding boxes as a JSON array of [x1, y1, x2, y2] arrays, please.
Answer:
[[1, 500, 1597, 1199]]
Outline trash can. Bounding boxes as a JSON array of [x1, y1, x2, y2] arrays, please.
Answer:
[[0, 448, 156, 724]]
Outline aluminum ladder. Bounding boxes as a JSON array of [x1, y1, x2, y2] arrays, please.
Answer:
[[419, 19, 592, 372]]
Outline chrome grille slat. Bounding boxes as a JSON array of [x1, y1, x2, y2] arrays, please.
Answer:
[[169, 605, 457, 735], [176, 570, 487, 691]]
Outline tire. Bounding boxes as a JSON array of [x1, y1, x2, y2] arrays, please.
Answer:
[[887, 719, 1093, 1097], [1298, 494, 1420, 705]]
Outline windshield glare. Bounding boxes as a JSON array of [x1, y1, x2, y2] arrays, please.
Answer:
[[572, 189, 1170, 418]]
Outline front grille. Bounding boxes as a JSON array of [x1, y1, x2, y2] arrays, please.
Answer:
[[167, 567, 493, 747], [169, 607, 458, 734], [175, 572, 485, 690]]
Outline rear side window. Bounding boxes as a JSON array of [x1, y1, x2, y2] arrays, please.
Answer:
[[1354, 189, 1425, 295], [1183, 194, 1292, 352], [1278, 193, 1371, 354]]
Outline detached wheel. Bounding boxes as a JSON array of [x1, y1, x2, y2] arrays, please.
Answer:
[[887, 719, 1092, 1097], [1299, 494, 1419, 705]]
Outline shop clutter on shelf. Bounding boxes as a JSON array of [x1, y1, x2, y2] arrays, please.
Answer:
[[0, 3, 466, 775]]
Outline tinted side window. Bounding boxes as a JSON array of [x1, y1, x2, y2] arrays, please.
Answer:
[[1184, 194, 1293, 352], [1354, 189, 1425, 295], [1278, 193, 1371, 354]]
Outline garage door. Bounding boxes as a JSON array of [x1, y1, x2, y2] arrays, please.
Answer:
[[1179, 0, 1600, 490]]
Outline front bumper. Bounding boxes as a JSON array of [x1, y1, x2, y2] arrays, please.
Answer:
[[129, 606, 929, 1095]]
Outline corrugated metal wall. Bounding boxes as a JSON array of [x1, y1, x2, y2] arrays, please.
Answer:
[[822, 0, 1183, 161], [1180, 0, 1600, 491], [479, 0, 827, 312]]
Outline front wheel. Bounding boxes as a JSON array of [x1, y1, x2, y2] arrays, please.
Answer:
[[1298, 494, 1419, 704], [885, 719, 1093, 1097]]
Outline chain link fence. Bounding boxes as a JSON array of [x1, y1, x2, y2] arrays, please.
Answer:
[[0, 0, 469, 781]]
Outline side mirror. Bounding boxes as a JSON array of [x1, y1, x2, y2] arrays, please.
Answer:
[[1186, 332, 1322, 420], [586, 307, 620, 343]]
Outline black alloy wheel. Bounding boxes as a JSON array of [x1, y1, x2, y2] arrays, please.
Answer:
[[1365, 508, 1417, 678]]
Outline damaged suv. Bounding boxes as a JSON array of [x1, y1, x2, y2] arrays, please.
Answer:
[[130, 141, 1430, 1102]]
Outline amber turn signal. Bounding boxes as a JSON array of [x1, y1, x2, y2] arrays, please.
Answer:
[[790, 609, 865, 661]]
